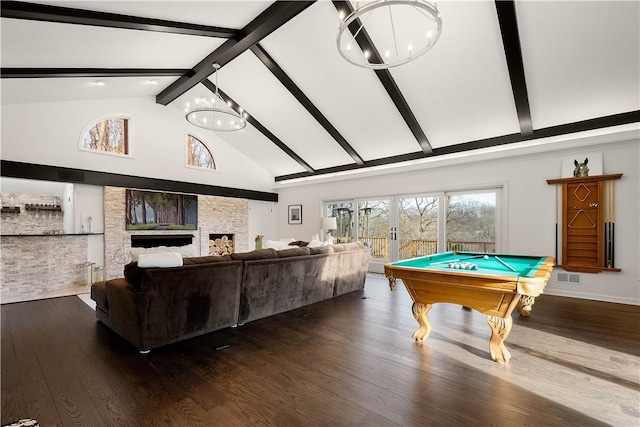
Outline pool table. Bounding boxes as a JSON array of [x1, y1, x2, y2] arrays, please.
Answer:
[[384, 251, 555, 363]]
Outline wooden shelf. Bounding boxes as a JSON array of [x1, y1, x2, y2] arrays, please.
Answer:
[[1, 206, 20, 214], [546, 173, 622, 185], [25, 203, 62, 211], [557, 264, 621, 274]]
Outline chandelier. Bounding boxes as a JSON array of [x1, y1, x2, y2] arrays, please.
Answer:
[[185, 63, 246, 132], [337, 0, 442, 69]]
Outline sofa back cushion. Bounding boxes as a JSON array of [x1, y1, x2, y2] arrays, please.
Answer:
[[231, 248, 277, 261], [124, 262, 145, 289], [308, 245, 334, 255], [277, 247, 311, 258], [183, 255, 232, 265], [333, 241, 366, 252]]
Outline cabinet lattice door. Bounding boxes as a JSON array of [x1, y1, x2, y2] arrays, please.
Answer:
[[547, 174, 622, 273], [563, 180, 603, 268]]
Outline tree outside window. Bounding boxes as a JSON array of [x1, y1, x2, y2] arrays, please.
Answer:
[[187, 135, 216, 170], [81, 117, 129, 155]]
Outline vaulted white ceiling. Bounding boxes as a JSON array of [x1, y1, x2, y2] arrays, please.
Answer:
[[2, 0, 639, 182]]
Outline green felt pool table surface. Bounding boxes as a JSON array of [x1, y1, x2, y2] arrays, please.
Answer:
[[390, 251, 548, 278]]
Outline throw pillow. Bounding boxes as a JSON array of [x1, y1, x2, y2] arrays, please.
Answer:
[[138, 252, 183, 268], [263, 240, 291, 250]]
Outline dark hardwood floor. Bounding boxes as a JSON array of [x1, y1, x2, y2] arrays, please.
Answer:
[[2, 275, 639, 426]]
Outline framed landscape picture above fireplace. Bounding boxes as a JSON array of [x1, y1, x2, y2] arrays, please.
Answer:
[[126, 189, 197, 230]]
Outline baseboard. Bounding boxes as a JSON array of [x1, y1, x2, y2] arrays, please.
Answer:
[[544, 289, 640, 306]]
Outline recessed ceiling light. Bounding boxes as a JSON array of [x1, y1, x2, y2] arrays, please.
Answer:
[[147, 79, 158, 85], [94, 79, 106, 86]]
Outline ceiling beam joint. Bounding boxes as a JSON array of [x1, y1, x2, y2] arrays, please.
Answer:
[[156, 1, 316, 106]]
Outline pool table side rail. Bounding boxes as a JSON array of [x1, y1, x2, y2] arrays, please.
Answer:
[[390, 271, 523, 317]]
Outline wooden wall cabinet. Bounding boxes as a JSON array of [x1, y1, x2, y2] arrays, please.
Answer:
[[547, 174, 622, 273]]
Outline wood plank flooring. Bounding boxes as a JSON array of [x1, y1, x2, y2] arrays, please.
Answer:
[[2, 275, 639, 426]]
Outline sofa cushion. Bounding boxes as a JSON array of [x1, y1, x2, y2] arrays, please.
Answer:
[[183, 255, 232, 265], [231, 248, 277, 261], [138, 251, 183, 268], [308, 245, 334, 255], [333, 241, 366, 252], [277, 247, 311, 258]]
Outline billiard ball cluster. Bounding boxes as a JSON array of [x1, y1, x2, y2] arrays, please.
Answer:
[[448, 262, 479, 270]]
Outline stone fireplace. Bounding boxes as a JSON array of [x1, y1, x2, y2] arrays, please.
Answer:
[[104, 187, 249, 280]]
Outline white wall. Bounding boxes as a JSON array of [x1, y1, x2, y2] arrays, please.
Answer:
[[1, 96, 275, 193], [274, 135, 640, 305]]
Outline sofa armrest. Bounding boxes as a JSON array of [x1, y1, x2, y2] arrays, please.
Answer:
[[102, 278, 149, 350]]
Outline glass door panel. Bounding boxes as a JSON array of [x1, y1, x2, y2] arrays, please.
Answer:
[[357, 199, 391, 265], [325, 202, 354, 243], [446, 192, 496, 253], [398, 196, 438, 260]]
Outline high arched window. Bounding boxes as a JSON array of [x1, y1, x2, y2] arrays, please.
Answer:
[[187, 134, 216, 170], [80, 116, 131, 156]]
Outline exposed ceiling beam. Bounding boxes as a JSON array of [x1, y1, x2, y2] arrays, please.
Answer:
[[201, 79, 315, 174], [250, 44, 365, 166], [0, 160, 278, 202], [0, 1, 239, 38], [495, 1, 534, 136], [275, 110, 640, 181], [156, 1, 316, 106], [1, 68, 191, 79], [331, 0, 433, 155]]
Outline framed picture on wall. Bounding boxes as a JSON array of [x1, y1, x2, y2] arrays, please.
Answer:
[[288, 205, 302, 224]]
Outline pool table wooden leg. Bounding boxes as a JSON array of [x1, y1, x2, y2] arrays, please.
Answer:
[[388, 277, 397, 291], [411, 302, 432, 341], [516, 295, 536, 317], [487, 315, 513, 364]]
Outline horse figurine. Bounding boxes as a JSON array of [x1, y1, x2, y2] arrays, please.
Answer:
[[573, 158, 589, 177]]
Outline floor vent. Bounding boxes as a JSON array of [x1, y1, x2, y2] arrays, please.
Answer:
[[557, 272, 581, 284]]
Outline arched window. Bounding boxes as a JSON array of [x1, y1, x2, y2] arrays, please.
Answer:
[[187, 134, 216, 170], [80, 116, 131, 156]]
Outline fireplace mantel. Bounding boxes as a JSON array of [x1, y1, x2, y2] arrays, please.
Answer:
[[130, 234, 194, 248]]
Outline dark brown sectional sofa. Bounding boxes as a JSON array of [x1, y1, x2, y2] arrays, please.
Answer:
[[91, 242, 370, 352]]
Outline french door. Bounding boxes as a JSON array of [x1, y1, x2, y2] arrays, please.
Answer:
[[325, 188, 500, 273]]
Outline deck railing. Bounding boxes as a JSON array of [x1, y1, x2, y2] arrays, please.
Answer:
[[334, 237, 495, 260]]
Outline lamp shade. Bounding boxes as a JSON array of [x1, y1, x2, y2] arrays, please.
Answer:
[[321, 216, 337, 230]]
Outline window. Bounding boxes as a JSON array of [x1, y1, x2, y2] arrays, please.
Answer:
[[446, 191, 497, 253], [325, 202, 353, 243], [187, 134, 216, 170], [80, 116, 130, 155]]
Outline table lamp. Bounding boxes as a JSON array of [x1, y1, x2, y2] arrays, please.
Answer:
[[321, 216, 337, 241]]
